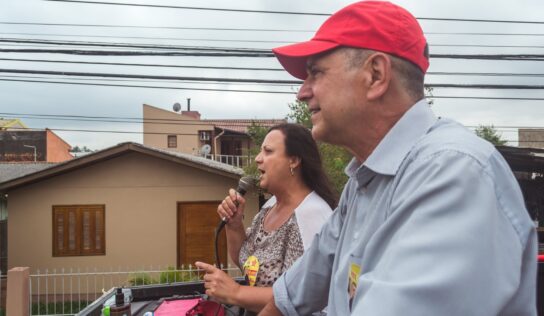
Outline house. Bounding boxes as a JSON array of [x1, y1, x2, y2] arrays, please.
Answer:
[[496, 145, 544, 252], [143, 103, 286, 167], [0, 128, 73, 162], [0, 163, 57, 275], [519, 128, 544, 149], [0, 142, 259, 274]]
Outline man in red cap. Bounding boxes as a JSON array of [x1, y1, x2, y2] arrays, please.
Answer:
[[260, 1, 537, 315]]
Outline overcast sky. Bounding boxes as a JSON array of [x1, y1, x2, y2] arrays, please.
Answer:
[[1, 0, 543, 150]]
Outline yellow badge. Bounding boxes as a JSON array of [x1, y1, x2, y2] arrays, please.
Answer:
[[348, 262, 361, 310], [243, 255, 260, 286]]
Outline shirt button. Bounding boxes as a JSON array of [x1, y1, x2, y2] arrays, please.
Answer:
[[353, 232, 359, 240]]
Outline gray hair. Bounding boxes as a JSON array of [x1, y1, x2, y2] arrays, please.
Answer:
[[339, 47, 425, 101]]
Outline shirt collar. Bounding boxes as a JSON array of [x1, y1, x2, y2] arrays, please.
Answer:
[[346, 99, 437, 178]]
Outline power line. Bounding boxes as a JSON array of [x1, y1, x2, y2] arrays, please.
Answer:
[[429, 96, 544, 101], [0, 21, 314, 33], [0, 48, 274, 57], [0, 112, 283, 123], [1, 77, 544, 98], [43, 0, 331, 16], [5, 127, 197, 136], [0, 78, 540, 97], [0, 57, 285, 71], [4, 68, 544, 89], [4, 126, 542, 144], [427, 71, 544, 78], [0, 74, 297, 87], [3, 48, 544, 61], [41, 0, 544, 24], [432, 44, 544, 49], [0, 68, 301, 84], [0, 78, 295, 94], [4, 22, 544, 37], [3, 112, 544, 133], [0, 113, 285, 127], [0, 38, 271, 53], [1, 58, 544, 78], [3, 113, 544, 131], [426, 32, 544, 37], [0, 33, 293, 44], [5, 37, 544, 50]]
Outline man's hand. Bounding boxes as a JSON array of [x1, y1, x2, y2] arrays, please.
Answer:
[[195, 261, 240, 305], [258, 300, 283, 316]]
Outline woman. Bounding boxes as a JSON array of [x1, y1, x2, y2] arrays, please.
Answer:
[[196, 123, 336, 314]]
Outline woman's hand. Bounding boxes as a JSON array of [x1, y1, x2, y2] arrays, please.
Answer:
[[217, 188, 246, 227], [195, 261, 240, 305]]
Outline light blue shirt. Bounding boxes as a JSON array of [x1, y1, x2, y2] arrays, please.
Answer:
[[273, 100, 538, 315]]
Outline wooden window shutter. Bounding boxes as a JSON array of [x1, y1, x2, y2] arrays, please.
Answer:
[[53, 205, 105, 257]]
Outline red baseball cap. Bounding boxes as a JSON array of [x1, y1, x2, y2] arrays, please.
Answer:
[[273, 1, 429, 80]]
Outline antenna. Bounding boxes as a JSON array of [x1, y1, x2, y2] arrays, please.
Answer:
[[173, 102, 181, 112], [200, 144, 211, 156]]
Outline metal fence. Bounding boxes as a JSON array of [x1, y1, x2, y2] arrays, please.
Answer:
[[203, 154, 250, 168], [29, 264, 242, 316]]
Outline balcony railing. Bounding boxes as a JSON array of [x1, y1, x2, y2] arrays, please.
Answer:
[[203, 154, 250, 168]]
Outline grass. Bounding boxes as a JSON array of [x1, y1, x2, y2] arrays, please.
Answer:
[[128, 266, 201, 286], [31, 301, 91, 315]]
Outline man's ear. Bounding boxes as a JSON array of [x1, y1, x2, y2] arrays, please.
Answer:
[[365, 53, 391, 101]]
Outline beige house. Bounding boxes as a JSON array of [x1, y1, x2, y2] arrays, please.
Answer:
[[0, 142, 259, 273], [519, 128, 544, 149], [143, 104, 286, 167]]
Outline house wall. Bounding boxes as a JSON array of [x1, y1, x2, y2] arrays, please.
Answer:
[[519, 129, 544, 149], [143, 104, 215, 155], [45, 130, 73, 162], [7, 152, 259, 273], [0, 131, 46, 162]]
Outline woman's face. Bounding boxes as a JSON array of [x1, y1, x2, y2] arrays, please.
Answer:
[[255, 130, 292, 192]]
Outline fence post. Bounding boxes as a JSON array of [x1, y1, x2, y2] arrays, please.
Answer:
[[6, 267, 30, 316]]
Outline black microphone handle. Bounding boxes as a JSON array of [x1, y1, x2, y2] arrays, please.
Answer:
[[215, 183, 249, 266]]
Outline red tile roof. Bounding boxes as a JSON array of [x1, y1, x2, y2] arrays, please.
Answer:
[[204, 119, 287, 133]]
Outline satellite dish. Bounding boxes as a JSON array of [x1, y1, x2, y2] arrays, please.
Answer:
[[173, 102, 181, 112], [200, 144, 211, 156]]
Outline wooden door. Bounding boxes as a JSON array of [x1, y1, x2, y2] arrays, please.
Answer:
[[177, 202, 227, 267]]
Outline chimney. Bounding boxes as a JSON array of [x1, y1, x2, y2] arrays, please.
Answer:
[[181, 98, 201, 119]]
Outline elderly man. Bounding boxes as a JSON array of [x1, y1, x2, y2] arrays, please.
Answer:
[[259, 1, 538, 315]]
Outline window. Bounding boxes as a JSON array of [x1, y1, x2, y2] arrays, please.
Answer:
[[199, 131, 211, 141], [53, 205, 105, 256], [167, 135, 177, 148]]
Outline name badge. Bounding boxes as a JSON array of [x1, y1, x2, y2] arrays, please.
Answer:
[[348, 262, 361, 310], [243, 255, 260, 286]]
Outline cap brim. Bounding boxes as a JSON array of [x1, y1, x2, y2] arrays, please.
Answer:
[[273, 40, 340, 80]]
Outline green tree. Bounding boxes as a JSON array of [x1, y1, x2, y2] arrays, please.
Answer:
[[287, 100, 312, 128], [243, 122, 269, 179], [475, 125, 507, 146]]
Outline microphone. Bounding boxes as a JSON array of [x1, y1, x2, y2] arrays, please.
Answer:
[[215, 176, 255, 266], [221, 175, 254, 223]]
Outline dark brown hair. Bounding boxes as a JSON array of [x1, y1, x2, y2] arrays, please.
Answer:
[[269, 123, 338, 209]]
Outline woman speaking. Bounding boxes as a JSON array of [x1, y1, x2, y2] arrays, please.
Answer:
[[196, 123, 336, 314]]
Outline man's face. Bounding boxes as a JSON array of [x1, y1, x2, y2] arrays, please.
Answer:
[[297, 49, 368, 146]]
